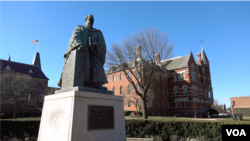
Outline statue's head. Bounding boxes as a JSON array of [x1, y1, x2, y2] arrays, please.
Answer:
[[85, 14, 94, 27]]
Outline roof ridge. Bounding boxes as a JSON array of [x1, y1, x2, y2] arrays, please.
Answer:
[[0, 59, 40, 68]]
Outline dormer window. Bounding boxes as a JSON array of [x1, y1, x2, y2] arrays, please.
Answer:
[[5, 65, 10, 70], [28, 69, 33, 74]]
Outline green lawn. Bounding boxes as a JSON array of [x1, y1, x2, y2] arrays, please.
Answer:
[[1, 117, 41, 121], [125, 116, 250, 122]]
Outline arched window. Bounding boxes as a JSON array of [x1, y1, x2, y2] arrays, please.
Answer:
[[113, 87, 115, 95], [28, 93, 31, 101], [184, 86, 188, 95], [120, 73, 123, 80], [181, 101, 184, 107], [36, 83, 42, 101], [178, 74, 181, 80], [175, 87, 178, 95], [157, 101, 160, 108], [162, 102, 165, 108], [208, 91, 211, 98], [128, 72, 131, 78], [176, 102, 179, 107], [113, 75, 116, 81], [128, 85, 131, 94], [120, 86, 123, 95], [128, 100, 131, 107]]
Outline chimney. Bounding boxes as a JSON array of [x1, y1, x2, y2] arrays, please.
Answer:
[[136, 46, 141, 60], [196, 53, 201, 65], [155, 54, 160, 64]]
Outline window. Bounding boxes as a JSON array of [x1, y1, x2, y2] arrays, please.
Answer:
[[167, 89, 169, 96], [178, 74, 181, 81], [107, 77, 109, 82], [161, 88, 164, 95], [176, 102, 179, 107], [136, 100, 139, 107], [28, 93, 31, 101], [128, 85, 131, 94], [136, 70, 139, 77], [185, 101, 189, 107], [208, 92, 211, 98], [174, 75, 177, 81], [136, 84, 140, 92], [168, 102, 170, 108], [120, 86, 123, 95], [113, 87, 115, 95], [175, 87, 178, 95], [157, 101, 160, 108], [152, 101, 154, 107], [157, 87, 159, 95], [152, 112, 155, 115], [36, 83, 42, 101], [184, 86, 187, 95], [113, 75, 116, 81], [181, 102, 184, 107], [128, 72, 131, 78], [162, 102, 165, 108], [158, 112, 160, 116], [120, 73, 123, 80], [128, 100, 131, 107], [182, 73, 185, 80], [161, 76, 163, 81], [2, 91, 5, 96]]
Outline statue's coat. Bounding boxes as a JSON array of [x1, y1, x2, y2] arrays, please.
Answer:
[[58, 25, 108, 87]]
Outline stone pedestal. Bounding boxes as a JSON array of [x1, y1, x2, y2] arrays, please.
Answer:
[[38, 91, 126, 141]]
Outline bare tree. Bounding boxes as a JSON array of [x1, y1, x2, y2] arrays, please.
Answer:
[[0, 62, 34, 119], [212, 99, 224, 113], [106, 27, 174, 119]]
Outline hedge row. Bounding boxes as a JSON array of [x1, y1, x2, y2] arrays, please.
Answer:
[[1, 120, 250, 141], [125, 120, 250, 141], [0, 120, 40, 140]]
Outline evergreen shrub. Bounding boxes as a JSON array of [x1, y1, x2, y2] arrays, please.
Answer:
[[125, 120, 250, 141]]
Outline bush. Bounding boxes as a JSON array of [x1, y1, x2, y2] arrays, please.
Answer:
[[125, 120, 250, 141], [1, 120, 40, 140], [124, 111, 134, 116]]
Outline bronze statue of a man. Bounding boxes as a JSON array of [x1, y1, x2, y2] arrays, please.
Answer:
[[58, 14, 108, 90]]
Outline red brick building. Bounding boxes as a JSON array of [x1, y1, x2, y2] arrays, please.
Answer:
[[104, 45, 214, 117], [231, 97, 250, 117]]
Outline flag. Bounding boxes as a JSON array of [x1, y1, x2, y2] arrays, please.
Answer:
[[31, 40, 39, 44]]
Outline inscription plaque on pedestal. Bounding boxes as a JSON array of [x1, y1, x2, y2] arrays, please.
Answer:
[[88, 105, 114, 130]]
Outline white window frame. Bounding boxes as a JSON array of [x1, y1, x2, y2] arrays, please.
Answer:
[[120, 73, 123, 80]]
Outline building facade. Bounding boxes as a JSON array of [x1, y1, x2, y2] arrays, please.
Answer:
[[104, 46, 214, 117], [0, 52, 58, 117], [231, 97, 250, 117]]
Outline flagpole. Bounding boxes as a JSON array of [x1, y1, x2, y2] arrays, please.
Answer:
[[37, 43, 39, 52]]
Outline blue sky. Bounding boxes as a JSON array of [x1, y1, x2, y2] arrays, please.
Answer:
[[1, 1, 250, 108]]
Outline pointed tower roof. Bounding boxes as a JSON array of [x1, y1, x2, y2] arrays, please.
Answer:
[[32, 52, 42, 69], [8, 54, 11, 61], [201, 44, 209, 64]]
